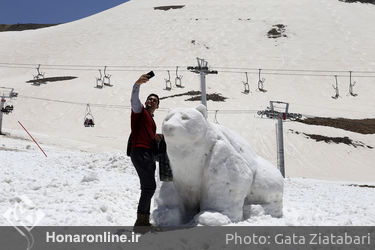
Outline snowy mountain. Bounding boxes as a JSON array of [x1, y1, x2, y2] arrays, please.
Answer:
[[1, 0, 374, 182], [0, 0, 375, 227]]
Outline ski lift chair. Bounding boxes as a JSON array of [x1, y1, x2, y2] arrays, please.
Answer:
[[84, 104, 95, 127], [103, 75, 112, 86], [33, 64, 45, 80], [164, 70, 172, 91], [95, 69, 104, 89], [95, 79, 103, 89], [84, 118, 95, 127], [103, 66, 112, 87], [1, 108, 9, 114], [1, 106, 12, 114], [257, 69, 267, 92], [242, 72, 250, 94], [6, 105, 13, 112], [175, 66, 184, 88]]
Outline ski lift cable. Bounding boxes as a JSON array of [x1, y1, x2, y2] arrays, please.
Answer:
[[16, 94, 262, 114], [0, 62, 190, 68], [1, 62, 375, 77], [0, 64, 187, 73], [43, 67, 98, 72], [17, 95, 263, 114], [215, 67, 351, 73], [14, 95, 372, 117], [2, 62, 375, 74], [0, 62, 190, 70], [0, 62, 104, 68], [212, 66, 375, 74], [0, 65, 36, 70], [218, 70, 375, 78], [19, 95, 127, 108], [107, 65, 189, 69], [17, 95, 171, 111], [207, 109, 259, 114], [19, 94, 375, 113]]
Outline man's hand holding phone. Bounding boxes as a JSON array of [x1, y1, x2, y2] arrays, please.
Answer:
[[135, 71, 155, 86]]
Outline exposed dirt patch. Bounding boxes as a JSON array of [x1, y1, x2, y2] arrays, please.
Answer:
[[0, 133, 31, 142], [186, 93, 227, 102], [339, 0, 375, 4], [347, 184, 375, 188], [0, 23, 59, 32], [290, 130, 373, 148], [26, 76, 77, 84], [154, 5, 185, 11], [160, 91, 200, 100], [0, 146, 24, 152], [267, 24, 287, 39], [160, 91, 227, 102], [297, 117, 375, 134], [191, 40, 210, 49]]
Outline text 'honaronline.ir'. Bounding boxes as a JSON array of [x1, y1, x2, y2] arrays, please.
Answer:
[[46, 231, 141, 243]]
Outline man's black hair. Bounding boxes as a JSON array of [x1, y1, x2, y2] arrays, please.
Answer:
[[147, 93, 160, 105]]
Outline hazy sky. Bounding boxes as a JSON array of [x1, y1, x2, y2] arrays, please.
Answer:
[[0, 0, 130, 24]]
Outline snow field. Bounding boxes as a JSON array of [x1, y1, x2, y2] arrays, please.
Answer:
[[1, 136, 374, 226]]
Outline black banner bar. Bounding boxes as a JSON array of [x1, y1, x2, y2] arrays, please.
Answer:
[[0, 226, 374, 250]]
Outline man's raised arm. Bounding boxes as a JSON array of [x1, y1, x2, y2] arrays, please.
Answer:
[[131, 75, 149, 113]]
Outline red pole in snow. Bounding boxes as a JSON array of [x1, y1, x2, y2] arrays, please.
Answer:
[[18, 121, 47, 158]]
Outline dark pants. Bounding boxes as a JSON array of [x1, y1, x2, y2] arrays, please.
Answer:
[[130, 147, 156, 214]]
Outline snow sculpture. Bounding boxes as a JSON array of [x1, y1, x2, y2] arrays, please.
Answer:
[[153, 105, 284, 226]]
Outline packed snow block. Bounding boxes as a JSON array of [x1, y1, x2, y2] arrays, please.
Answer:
[[153, 105, 284, 226]]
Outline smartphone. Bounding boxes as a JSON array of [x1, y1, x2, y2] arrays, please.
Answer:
[[146, 71, 155, 79]]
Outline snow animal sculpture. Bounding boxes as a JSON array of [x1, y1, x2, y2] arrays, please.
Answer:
[[153, 105, 284, 226]]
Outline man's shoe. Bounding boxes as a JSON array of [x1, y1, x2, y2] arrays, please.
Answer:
[[133, 213, 153, 234], [134, 213, 152, 227]]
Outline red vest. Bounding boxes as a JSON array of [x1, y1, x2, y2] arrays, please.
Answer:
[[131, 107, 156, 150]]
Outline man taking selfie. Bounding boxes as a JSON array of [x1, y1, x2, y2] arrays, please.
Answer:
[[129, 72, 162, 231]]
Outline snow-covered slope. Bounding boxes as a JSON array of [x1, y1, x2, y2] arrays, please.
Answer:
[[1, 136, 374, 226], [0, 0, 374, 183]]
